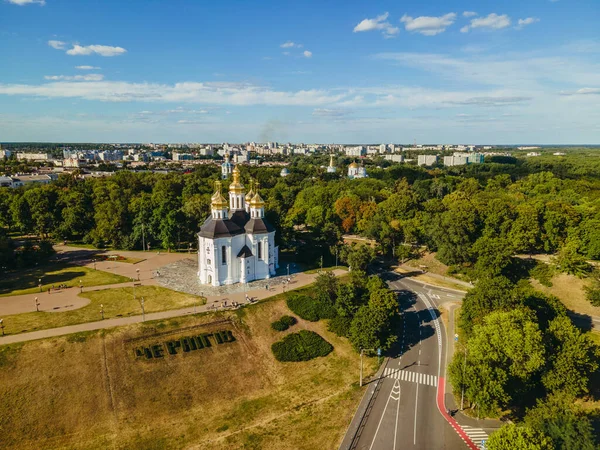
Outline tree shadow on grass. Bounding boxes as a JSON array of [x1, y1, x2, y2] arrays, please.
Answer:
[[0, 268, 88, 295]]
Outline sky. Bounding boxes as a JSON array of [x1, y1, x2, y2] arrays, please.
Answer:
[[0, 0, 599, 144]]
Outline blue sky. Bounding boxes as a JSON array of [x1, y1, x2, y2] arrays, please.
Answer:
[[0, 0, 599, 144]]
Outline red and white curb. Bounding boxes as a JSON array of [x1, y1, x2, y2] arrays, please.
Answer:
[[436, 377, 480, 450]]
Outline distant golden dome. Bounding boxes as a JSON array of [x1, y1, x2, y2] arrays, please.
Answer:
[[349, 162, 359, 169]]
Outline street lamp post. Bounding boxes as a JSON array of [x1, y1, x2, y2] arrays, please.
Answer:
[[35, 297, 40, 312], [461, 345, 467, 410], [93, 259, 96, 270], [136, 268, 140, 281], [141, 297, 145, 322], [38, 278, 42, 292], [79, 280, 83, 293], [287, 264, 290, 278], [100, 304, 104, 320]]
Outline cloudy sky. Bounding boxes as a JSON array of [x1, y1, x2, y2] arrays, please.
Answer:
[[1, 0, 599, 143]]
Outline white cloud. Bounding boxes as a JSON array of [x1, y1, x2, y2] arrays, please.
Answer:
[[400, 13, 456, 36], [6, 0, 45, 5], [282, 51, 290, 56], [280, 41, 302, 48], [75, 65, 100, 70], [516, 17, 540, 29], [560, 88, 600, 96], [44, 74, 104, 81], [461, 13, 511, 33], [463, 11, 477, 18], [353, 12, 400, 38], [312, 108, 350, 118], [303, 50, 312, 58], [66, 44, 127, 57], [48, 40, 67, 50], [373, 51, 600, 89]]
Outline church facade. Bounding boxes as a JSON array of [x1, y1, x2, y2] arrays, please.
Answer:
[[197, 167, 278, 286]]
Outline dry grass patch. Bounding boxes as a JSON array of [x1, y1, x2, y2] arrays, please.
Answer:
[[394, 267, 469, 292], [404, 251, 451, 277], [531, 273, 600, 317], [1, 286, 205, 335], [0, 298, 376, 450]]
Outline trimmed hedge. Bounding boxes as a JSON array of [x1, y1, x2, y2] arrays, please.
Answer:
[[271, 330, 333, 362], [286, 294, 337, 322], [271, 315, 298, 332]]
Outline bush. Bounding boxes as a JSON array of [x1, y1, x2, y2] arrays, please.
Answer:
[[327, 316, 353, 337], [271, 330, 333, 362], [585, 287, 600, 307], [286, 294, 337, 322], [530, 262, 554, 287], [271, 315, 298, 332]]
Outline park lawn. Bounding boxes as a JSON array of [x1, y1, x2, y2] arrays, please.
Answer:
[[0, 296, 377, 450], [0, 286, 205, 335], [0, 264, 130, 297]]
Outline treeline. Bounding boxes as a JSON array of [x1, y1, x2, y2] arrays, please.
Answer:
[[2, 154, 600, 275]]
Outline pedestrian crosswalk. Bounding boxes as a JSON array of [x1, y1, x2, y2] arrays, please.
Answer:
[[461, 425, 489, 449], [383, 367, 438, 387]]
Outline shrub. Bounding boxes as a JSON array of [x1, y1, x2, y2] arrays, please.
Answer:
[[530, 262, 554, 287], [585, 287, 600, 307], [271, 315, 298, 332], [286, 294, 337, 322], [327, 316, 353, 337], [271, 330, 333, 362]]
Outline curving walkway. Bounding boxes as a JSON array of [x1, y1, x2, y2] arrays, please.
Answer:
[[0, 269, 347, 345]]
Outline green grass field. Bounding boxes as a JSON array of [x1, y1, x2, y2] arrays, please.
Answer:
[[0, 264, 130, 297], [0, 286, 205, 335], [0, 295, 376, 450]]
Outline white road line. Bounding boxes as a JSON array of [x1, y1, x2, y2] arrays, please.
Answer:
[[369, 379, 398, 450], [393, 380, 401, 450], [414, 381, 419, 445]]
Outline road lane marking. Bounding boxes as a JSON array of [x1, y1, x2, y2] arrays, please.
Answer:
[[460, 425, 489, 449], [368, 379, 399, 450], [413, 381, 419, 445], [393, 380, 401, 450], [383, 368, 439, 387]]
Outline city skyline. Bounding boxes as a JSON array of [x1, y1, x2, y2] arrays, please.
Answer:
[[1, 0, 599, 143]]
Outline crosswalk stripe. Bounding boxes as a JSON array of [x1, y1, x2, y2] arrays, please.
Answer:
[[384, 368, 440, 388]]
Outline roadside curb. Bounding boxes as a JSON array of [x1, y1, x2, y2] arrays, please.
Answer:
[[400, 276, 470, 294], [338, 357, 390, 450]]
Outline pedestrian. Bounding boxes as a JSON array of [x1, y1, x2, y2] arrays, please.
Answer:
[[266, 284, 269, 291], [245, 294, 249, 302]]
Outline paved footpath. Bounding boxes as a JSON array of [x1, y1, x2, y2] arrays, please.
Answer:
[[0, 269, 345, 346], [0, 247, 189, 316]]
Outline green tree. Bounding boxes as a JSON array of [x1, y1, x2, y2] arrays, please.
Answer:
[[487, 424, 553, 450], [451, 309, 545, 416], [472, 236, 514, 278], [542, 316, 599, 397], [554, 239, 591, 278], [525, 394, 596, 450]]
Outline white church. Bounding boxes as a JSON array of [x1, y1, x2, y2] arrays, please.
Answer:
[[197, 166, 278, 286]]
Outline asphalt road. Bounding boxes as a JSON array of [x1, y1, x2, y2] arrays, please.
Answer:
[[350, 275, 468, 450]]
